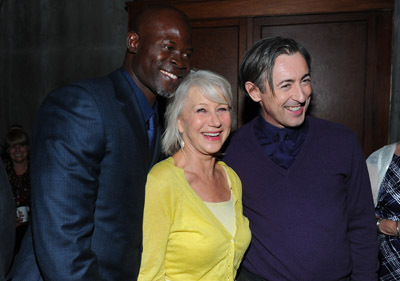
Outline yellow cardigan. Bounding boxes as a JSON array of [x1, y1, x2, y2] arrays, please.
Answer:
[[138, 157, 251, 281]]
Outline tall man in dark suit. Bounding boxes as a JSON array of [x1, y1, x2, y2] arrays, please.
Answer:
[[9, 5, 193, 281]]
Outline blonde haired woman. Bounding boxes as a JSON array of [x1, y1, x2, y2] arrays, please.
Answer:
[[138, 70, 251, 280]]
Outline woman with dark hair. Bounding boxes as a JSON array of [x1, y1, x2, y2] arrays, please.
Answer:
[[1, 125, 31, 256]]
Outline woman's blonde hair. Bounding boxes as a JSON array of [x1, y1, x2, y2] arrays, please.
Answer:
[[162, 70, 234, 156]]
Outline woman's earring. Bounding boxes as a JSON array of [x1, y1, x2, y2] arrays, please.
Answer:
[[180, 140, 185, 152]]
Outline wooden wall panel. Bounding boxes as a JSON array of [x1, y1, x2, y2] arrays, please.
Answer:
[[190, 20, 240, 127], [250, 12, 392, 156], [126, 0, 393, 19], [185, 18, 247, 128], [126, 0, 394, 156]]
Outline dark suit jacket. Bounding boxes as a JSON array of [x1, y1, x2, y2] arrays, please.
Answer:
[[9, 69, 160, 280], [0, 160, 15, 280]]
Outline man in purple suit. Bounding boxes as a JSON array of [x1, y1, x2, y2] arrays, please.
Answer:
[[224, 36, 379, 281]]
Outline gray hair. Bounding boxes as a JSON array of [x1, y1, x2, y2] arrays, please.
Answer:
[[239, 36, 312, 96], [162, 69, 234, 156]]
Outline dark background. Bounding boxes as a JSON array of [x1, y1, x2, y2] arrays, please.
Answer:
[[1, 0, 399, 156]]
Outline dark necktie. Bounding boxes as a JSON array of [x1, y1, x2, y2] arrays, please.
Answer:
[[254, 114, 307, 169], [147, 113, 157, 158]]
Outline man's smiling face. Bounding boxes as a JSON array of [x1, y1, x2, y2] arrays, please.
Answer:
[[130, 10, 193, 99], [250, 52, 312, 128]]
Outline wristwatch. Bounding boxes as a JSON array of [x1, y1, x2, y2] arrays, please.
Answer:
[[376, 217, 382, 233]]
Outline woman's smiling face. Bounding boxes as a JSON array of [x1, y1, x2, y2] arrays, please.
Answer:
[[8, 142, 29, 164], [178, 87, 231, 156]]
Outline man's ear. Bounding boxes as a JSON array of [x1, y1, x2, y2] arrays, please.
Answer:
[[245, 81, 262, 102], [126, 31, 139, 53]]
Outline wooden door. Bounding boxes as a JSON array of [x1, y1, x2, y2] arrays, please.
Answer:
[[189, 18, 247, 129]]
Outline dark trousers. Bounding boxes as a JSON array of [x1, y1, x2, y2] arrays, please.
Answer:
[[236, 266, 352, 281]]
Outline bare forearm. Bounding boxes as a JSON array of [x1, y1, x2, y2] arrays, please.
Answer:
[[377, 218, 400, 237]]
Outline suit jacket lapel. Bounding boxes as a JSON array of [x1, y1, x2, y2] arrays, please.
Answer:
[[150, 126, 162, 166], [109, 70, 152, 169]]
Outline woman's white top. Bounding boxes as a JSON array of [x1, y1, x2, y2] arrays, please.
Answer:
[[366, 142, 397, 206]]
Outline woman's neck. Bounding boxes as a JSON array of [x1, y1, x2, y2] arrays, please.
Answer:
[[173, 149, 216, 177], [173, 149, 230, 203], [13, 160, 28, 176]]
